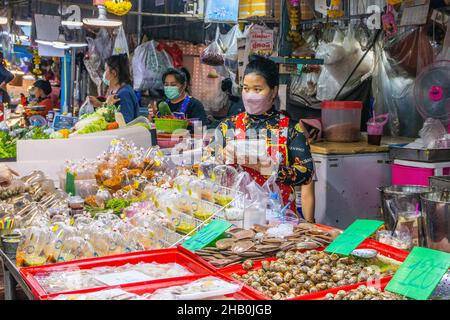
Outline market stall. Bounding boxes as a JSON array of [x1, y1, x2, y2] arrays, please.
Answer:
[[0, 0, 449, 303]]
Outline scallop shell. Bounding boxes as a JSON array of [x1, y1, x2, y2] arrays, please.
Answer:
[[231, 240, 255, 254], [233, 229, 256, 240], [215, 238, 235, 250]]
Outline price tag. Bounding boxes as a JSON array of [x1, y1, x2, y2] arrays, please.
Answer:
[[181, 219, 232, 252], [385, 247, 450, 300], [324, 219, 383, 256], [65, 171, 76, 196]]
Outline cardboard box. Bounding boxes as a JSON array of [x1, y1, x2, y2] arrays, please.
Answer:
[[239, 0, 281, 19]]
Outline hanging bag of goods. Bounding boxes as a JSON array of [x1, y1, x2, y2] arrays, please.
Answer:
[[200, 26, 225, 66]]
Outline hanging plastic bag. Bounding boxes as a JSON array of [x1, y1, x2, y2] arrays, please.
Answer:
[[289, 65, 321, 106], [386, 26, 434, 77], [200, 26, 225, 66], [220, 25, 243, 73], [78, 98, 95, 117], [437, 20, 450, 61], [84, 37, 103, 96], [157, 42, 183, 68], [419, 118, 446, 149], [316, 25, 373, 101], [132, 40, 173, 91], [113, 26, 129, 56]]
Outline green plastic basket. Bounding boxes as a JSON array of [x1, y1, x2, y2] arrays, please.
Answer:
[[154, 118, 189, 133]]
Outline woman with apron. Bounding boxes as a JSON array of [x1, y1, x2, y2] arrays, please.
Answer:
[[214, 55, 314, 211], [149, 68, 208, 130]]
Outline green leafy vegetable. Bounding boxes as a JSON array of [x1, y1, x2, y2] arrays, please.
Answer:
[[158, 102, 172, 117], [105, 198, 131, 215]]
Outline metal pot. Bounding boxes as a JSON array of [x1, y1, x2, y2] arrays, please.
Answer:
[[378, 185, 433, 246], [421, 191, 450, 253]]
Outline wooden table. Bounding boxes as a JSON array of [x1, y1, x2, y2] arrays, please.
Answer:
[[310, 135, 415, 155]]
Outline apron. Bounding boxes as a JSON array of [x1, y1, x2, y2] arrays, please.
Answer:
[[234, 112, 296, 211], [166, 95, 191, 119]]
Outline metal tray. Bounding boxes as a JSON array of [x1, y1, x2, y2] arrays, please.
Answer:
[[389, 144, 450, 162], [429, 176, 450, 191]]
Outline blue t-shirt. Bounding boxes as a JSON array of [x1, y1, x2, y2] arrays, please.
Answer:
[[0, 64, 14, 85], [117, 84, 139, 123]]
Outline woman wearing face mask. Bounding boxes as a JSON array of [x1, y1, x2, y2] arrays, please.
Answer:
[[148, 68, 208, 127], [214, 55, 314, 209], [89, 54, 139, 123]]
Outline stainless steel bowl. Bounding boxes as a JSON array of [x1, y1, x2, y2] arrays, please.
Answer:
[[421, 191, 450, 253]]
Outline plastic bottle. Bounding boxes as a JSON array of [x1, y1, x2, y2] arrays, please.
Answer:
[[266, 192, 282, 224], [296, 188, 303, 218]]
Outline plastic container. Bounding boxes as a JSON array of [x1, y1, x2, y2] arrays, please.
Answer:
[[20, 248, 215, 300], [367, 114, 389, 146], [154, 118, 188, 133], [44, 274, 264, 300], [321, 101, 363, 142]]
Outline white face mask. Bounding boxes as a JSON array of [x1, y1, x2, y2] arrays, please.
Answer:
[[102, 71, 110, 87]]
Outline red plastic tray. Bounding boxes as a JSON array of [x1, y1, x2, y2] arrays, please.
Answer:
[[217, 239, 409, 301], [43, 273, 266, 300], [20, 248, 215, 300]]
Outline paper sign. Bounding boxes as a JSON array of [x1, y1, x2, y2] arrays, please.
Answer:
[[385, 247, 450, 300], [247, 25, 274, 57], [65, 172, 76, 196], [400, 1, 430, 26], [53, 115, 78, 130], [324, 219, 384, 255], [182, 219, 233, 252], [95, 270, 153, 286]]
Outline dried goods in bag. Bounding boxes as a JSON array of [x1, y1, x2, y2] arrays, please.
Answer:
[[200, 26, 225, 66]]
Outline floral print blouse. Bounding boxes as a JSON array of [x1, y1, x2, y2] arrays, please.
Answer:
[[214, 109, 314, 186]]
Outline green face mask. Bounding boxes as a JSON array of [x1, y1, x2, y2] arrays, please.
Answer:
[[164, 86, 181, 100]]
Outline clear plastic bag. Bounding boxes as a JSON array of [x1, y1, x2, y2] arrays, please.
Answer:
[[316, 25, 373, 100], [244, 180, 269, 228], [132, 40, 173, 91], [200, 26, 225, 66], [221, 25, 243, 73], [419, 118, 446, 149], [113, 26, 129, 56], [78, 98, 95, 117], [146, 276, 241, 300]]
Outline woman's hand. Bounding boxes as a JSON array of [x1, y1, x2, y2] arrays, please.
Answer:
[[0, 164, 19, 187], [88, 96, 103, 108], [243, 157, 275, 176], [105, 95, 120, 106]]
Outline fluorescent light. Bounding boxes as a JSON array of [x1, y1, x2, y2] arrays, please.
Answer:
[[67, 42, 88, 48], [35, 39, 54, 45], [62, 20, 83, 28], [53, 43, 70, 49], [15, 20, 32, 27], [83, 18, 122, 28], [0, 17, 8, 25]]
